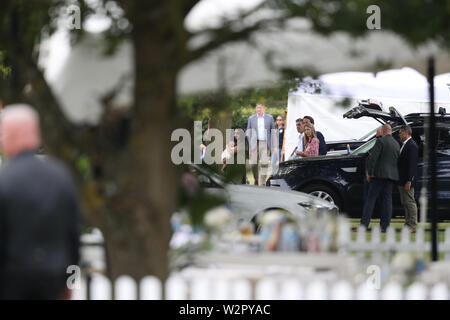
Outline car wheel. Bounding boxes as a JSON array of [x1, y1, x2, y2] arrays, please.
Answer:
[[300, 184, 343, 210]]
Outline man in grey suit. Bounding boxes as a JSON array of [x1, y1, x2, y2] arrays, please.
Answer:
[[246, 104, 275, 185], [360, 124, 400, 232]]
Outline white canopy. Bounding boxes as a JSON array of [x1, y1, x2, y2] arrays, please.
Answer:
[[283, 67, 450, 159]]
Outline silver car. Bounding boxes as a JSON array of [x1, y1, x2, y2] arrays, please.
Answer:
[[192, 164, 338, 221]]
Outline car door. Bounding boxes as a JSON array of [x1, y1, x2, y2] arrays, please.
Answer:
[[408, 126, 450, 219], [343, 103, 407, 126], [435, 126, 450, 215], [224, 184, 278, 220]]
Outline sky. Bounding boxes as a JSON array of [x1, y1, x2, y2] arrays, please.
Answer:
[[42, 0, 264, 82]]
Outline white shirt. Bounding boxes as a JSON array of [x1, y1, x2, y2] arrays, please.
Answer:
[[257, 114, 266, 141], [400, 137, 411, 154], [297, 133, 304, 152], [292, 133, 304, 159], [221, 148, 231, 161], [288, 133, 304, 160]]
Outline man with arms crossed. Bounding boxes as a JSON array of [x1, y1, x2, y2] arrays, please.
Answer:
[[398, 125, 419, 232]]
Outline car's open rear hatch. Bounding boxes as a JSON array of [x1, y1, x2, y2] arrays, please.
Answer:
[[343, 99, 408, 126]]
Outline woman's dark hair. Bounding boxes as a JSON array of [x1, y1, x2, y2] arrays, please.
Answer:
[[303, 115, 314, 124]]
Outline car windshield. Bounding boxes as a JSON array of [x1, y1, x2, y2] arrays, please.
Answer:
[[351, 138, 377, 155], [351, 126, 404, 155], [358, 127, 378, 141]]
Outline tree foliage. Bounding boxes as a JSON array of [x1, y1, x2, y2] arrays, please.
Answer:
[[0, 0, 448, 282]]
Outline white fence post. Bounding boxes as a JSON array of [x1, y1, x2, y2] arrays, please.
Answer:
[[337, 217, 351, 254], [416, 227, 425, 257], [400, 227, 410, 250], [279, 279, 303, 300], [231, 279, 252, 300], [405, 282, 427, 300], [115, 275, 137, 300], [430, 283, 449, 300], [305, 280, 328, 300], [444, 227, 450, 260], [355, 282, 379, 300], [381, 281, 403, 300], [165, 275, 188, 300], [140, 276, 162, 300], [330, 280, 354, 300], [255, 278, 278, 300], [90, 274, 112, 300]]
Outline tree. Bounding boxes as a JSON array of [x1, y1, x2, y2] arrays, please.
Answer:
[[0, 0, 448, 293]]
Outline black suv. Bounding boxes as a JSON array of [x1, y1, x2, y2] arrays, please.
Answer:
[[268, 103, 450, 220]]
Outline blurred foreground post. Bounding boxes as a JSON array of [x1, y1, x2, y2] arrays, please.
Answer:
[[427, 56, 438, 261]]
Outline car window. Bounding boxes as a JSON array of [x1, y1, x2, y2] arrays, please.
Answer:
[[351, 138, 377, 155], [437, 127, 450, 157], [358, 127, 378, 141], [411, 127, 424, 157], [351, 128, 400, 155], [358, 121, 414, 142]]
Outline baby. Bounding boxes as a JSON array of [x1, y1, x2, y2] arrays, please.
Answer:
[[221, 141, 236, 173]]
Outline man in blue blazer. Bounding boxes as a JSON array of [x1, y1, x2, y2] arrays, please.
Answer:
[[397, 125, 419, 232], [246, 104, 275, 185]]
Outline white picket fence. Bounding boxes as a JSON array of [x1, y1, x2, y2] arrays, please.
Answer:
[[75, 224, 450, 300], [70, 271, 450, 300], [337, 220, 450, 259]]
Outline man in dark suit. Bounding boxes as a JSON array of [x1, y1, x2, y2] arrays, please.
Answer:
[[302, 116, 327, 155], [0, 104, 81, 299], [398, 125, 419, 232], [360, 124, 400, 231], [246, 104, 275, 185]]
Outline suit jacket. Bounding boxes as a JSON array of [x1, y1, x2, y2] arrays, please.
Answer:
[[246, 113, 275, 150], [0, 151, 81, 279], [367, 134, 400, 181], [398, 138, 419, 186], [316, 131, 327, 156]]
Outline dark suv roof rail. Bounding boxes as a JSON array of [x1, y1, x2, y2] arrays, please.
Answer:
[[405, 113, 450, 120]]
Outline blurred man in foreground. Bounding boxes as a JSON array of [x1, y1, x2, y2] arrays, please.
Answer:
[[0, 104, 81, 299]]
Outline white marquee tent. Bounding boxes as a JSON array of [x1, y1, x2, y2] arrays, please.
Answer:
[[283, 68, 450, 158]]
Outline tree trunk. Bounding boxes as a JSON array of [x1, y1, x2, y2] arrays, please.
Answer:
[[97, 3, 179, 286]]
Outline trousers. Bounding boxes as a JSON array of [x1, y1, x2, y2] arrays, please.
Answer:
[[361, 178, 394, 230], [398, 186, 418, 228]]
